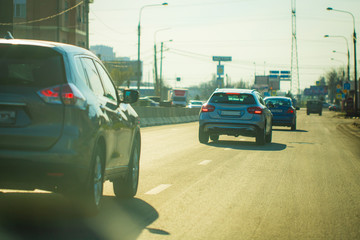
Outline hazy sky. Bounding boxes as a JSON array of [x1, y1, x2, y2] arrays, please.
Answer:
[[89, 0, 360, 92]]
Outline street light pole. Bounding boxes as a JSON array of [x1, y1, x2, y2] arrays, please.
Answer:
[[333, 50, 350, 84], [327, 7, 358, 115], [137, 3, 168, 93], [324, 35, 350, 83]]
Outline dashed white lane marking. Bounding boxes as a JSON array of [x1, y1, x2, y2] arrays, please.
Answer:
[[0, 189, 51, 194], [224, 148, 232, 151], [145, 184, 172, 195], [199, 160, 212, 165]]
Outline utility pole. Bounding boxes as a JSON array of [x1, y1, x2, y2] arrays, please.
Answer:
[[160, 42, 164, 100], [154, 44, 159, 96], [85, 0, 90, 49]]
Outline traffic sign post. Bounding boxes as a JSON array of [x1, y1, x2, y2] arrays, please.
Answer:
[[217, 65, 224, 75], [213, 56, 232, 88]]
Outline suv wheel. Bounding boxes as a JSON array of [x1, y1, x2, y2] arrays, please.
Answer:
[[210, 134, 219, 141], [265, 125, 272, 143], [90, 147, 104, 210], [199, 127, 209, 144], [291, 120, 297, 131], [63, 145, 104, 215], [113, 139, 140, 198], [256, 126, 266, 145]]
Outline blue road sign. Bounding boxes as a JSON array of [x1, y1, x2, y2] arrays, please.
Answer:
[[269, 75, 279, 78], [213, 56, 232, 61], [344, 82, 351, 90]]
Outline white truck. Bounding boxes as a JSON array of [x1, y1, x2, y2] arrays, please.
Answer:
[[168, 88, 188, 107]]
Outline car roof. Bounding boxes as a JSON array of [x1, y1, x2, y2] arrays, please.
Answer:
[[0, 39, 96, 57], [214, 88, 256, 94], [264, 96, 292, 100]]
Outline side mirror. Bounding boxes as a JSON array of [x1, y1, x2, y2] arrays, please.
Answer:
[[296, 107, 300, 110], [120, 89, 139, 104]]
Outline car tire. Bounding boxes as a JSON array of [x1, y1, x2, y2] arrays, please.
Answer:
[[62, 145, 104, 216], [256, 126, 266, 145], [265, 125, 272, 143], [319, 112, 322, 116], [307, 111, 310, 115], [113, 139, 140, 199], [199, 127, 209, 144], [78, 145, 105, 215], [291, 121, 296, 131], [210, 134, 219, 141]]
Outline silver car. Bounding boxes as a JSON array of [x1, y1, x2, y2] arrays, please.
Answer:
[[199, 89, 272, 145]]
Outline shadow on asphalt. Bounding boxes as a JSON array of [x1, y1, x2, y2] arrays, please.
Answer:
[[206, 140, 287, 151], [0, 192, 162, 240], [272, 128, 308, 132]]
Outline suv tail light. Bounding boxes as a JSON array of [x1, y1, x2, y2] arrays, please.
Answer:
[[201, 104, 215, 112], [247, 106, 263, 114], [38, 83, 86, 107], [287, 107, 295, 114]]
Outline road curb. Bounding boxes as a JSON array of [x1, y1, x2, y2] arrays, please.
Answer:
[[336, 122, 360, 139]]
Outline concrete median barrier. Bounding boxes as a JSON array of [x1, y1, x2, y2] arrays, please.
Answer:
[[133, 106, 200, 127]]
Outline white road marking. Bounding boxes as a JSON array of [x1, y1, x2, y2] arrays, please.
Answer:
[[224, 148, 231, 151], [198, 160, 212, 165], [145, 184, 172, 195], [0, 189, 51, 194]]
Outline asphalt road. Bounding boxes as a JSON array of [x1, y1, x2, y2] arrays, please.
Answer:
[[1, 109, 360, 240]]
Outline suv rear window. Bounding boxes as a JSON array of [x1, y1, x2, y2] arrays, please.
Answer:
[[0, 45, 65, 87], [174, 96, 186, 102], [307, 101, 321, 106], [210, 93, 255, 104]]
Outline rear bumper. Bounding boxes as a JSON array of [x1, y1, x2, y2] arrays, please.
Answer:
[[307, 108, 322, 113], [201, 122, 260, 137], [0, 149, 90, 192], [0, 128, 94, 192], [272, 115, 295, 126]]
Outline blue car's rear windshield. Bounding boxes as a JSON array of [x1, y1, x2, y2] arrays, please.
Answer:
[[210, 93, 255, 104], [265, 98, 292, 107]]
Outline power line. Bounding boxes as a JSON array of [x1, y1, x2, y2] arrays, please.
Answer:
[[0, 1, 83, 26]]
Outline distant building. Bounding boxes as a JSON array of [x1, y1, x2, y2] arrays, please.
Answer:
[[90, 45, 116, 61], [0, 0, 88, 48]]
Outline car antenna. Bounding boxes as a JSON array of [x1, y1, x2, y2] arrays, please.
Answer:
[[4, 31, 14, 39]]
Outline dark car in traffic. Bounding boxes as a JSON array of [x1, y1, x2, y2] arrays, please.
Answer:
[[0, 39, 141, 213], [199, 89, 272, 145], [264, 96, 297, 131], [307, 100, 322, 116]]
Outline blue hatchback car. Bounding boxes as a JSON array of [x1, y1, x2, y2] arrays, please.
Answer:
[[264, 97, 297, 131]]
